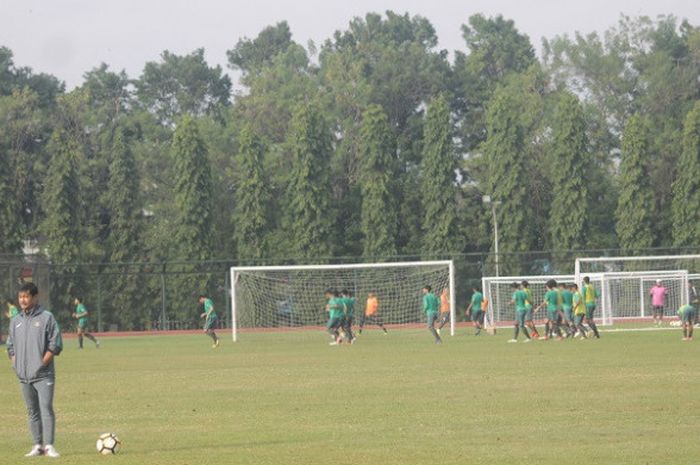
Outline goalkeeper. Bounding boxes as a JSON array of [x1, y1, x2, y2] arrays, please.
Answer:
[[677, 304, 695, 341], [198, 294, 220, 348]]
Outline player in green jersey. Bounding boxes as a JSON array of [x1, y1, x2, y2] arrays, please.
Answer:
[[677, 304, 695, 341], [465, 287, 484, 336], [6, 298, 19, 319], [340, 290, 356, 344], [509, 282, 531, 342], [521, 281, 540, 339], [534, 279, 563, 340], [582, 276, 601, 338], [198, 294, 220, 348], [72, 297, 100, 349], [422, 286, 442, 344], [325, 289, 345, 345], [558, 282, 575, 338], [570, 284, 588, 339], [3, 298, 20, 344]]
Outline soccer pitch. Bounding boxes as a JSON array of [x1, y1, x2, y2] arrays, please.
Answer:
[[0, 328, 698, 465]]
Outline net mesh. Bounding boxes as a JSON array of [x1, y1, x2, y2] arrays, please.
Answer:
[[481, 275, 605, 326], [576, 255, 700, 322], [596, 271, 688, 320], [231, 262, 452, 337]]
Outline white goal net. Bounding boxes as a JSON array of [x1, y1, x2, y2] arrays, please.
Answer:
[[481, 274, 608, 327], [575, 255, 700, 322], [230, 261, 455, 341]]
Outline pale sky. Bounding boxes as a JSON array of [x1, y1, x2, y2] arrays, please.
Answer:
[[2, 0, 698, 89]]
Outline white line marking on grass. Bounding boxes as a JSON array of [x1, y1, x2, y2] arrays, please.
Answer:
[[599, 327, 678, 333]]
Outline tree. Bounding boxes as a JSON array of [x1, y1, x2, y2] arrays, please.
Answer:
[[286, 102, 334, 259], [136, 49, 232, 124], [82, 63, 132, 123], [482, 84, 533, 272], [167, 116, 214, 324], [672, 101, 700, 247], [0, 135, 21, 253], [227, 21, 294, 77], [453, 14, 536, 152], [548, 92, 589, 251], [234, 124, 271, 260], [421, 95, 460, 257], [171, 116, 213, 260], [358, 104, 398, 258], [104, 126, 144, 329], [41, 127, 83, 323], [616, 114, 655, 251]]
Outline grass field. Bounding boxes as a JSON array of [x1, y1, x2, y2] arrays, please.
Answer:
[[0, 327, 698, 465]]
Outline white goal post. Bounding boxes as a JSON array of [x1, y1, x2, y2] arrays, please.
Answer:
[[575, 255, 700, 323], [230, 261, 455, 341], [481, 274, 610, 327]]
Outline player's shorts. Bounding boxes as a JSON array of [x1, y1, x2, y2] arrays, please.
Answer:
[[681, 308, 696, 323], [585, 305, 596, 320], [78, 319, 88, 329], [515, 309, 527, 327], [471, 310, 483, 322], [652, 305, 664, 315], [204, 316, 217, 330], [574, 314, 586, 326], [547, 309, 558, 321], [426, 312, 438, 327], [326, 316, 342, 330], [562, 307, 573, 322]]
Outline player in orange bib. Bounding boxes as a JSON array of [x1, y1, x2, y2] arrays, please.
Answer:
[[437, 288, 451, 335], [358, 292, 388, 335]]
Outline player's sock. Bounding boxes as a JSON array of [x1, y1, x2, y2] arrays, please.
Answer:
[[78, 335, 83, 349], [513, 325, 519, 339], [589, 322, 600, 338], [85, 333, 97, 344], [522, 327, 531, 339]]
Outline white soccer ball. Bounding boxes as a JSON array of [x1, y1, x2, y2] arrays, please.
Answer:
[[96, 432, 121, 455], [670, 320, 682, 327]]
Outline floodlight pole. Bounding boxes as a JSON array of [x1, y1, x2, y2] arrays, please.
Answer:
[[483, 196, 501, 277]]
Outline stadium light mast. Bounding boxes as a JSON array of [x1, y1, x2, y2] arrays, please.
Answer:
[[482, 195, 502, 277]]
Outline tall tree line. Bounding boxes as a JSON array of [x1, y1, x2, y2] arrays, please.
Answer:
[[0, 12, 699, 326]]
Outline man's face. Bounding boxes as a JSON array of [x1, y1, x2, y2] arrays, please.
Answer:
[[18, 291, 37, 312]]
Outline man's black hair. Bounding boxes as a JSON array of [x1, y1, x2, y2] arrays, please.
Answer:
[[19, 282, 38, 296]]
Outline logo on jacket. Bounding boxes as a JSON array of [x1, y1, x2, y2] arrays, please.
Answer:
[[33, 322, 40, 327]]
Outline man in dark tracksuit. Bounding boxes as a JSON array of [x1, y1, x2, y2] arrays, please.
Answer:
[[7, 283, 63, 458]]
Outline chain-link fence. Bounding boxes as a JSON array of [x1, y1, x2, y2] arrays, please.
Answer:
[[2, 246, 700, 334]]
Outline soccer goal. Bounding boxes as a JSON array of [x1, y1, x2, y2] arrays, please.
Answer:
[[481, 274, 608, 327], [230, 261, 455, 341], [575, 255, 700, 322]]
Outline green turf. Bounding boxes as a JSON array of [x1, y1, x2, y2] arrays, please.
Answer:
[[1, 327, 698, 465]]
